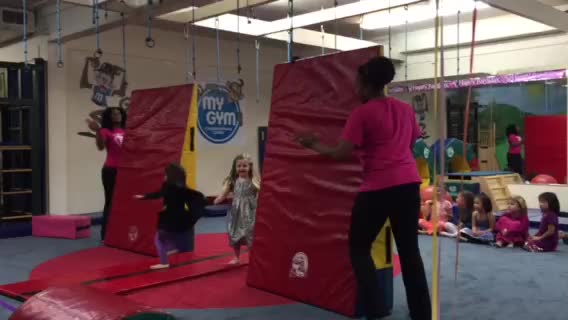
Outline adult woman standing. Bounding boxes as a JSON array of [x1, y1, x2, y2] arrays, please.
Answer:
[[87, 107, 127, 240], [505, 124, 524, 176], [297, 57, 431, 320]]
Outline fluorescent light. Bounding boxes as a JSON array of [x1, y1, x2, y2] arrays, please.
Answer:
[[361, 0, 490, 30], [258, 0, 421, 36]]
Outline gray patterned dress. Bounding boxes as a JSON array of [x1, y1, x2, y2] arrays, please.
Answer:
[[227, 178, 258, 247]]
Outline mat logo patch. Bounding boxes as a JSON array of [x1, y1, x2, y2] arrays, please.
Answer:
[[128, 226, 139, 242], [290, 252, 308, 279], [198, 81, 244, 144]]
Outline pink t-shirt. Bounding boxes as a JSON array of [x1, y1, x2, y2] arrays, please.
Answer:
[[508, 134, 522, 154], [341, 97, 422, 192], [100, 128, 125, 168]]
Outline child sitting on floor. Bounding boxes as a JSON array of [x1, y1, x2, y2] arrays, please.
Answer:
[[460, 193, 495, 244], [525, 192, 560, 252], [494, 196, 529, 248], [442, 191, 474, 238], [419, 187, 453, 235]]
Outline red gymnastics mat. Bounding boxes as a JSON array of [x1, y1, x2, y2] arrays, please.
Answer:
[[0, 234, 237, 301], [248, 46, 388, 317]]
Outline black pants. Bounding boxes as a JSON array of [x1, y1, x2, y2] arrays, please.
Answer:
[[101, 166, 117, 240], [507, 153, 524, 177], [349, 183, 431, 320]]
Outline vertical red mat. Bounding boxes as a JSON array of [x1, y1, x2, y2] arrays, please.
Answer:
[[247, 47, 382, 317], [525, 115, 567, 183], [105, 85, 195, 256]]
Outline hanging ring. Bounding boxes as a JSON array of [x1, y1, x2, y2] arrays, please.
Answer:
[[94, 49, 103, 58], [145, 37, 155, 48], [183, 23, 189, 40], [57, 60, 64, 68]]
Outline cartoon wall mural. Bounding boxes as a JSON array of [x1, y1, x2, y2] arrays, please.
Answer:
[[78, 56, 129, 138], [412, 92, 430, 139]]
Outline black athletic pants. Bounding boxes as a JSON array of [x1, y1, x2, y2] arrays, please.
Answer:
[[507, 153, 524, 177], [349, 183, 431, 320], [101, 166, 117, 240]]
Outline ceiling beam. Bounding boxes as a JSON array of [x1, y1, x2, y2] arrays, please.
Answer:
[[482, 0, 568, 32]]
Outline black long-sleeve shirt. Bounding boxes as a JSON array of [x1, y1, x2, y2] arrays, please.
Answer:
[[141, 183, 207, 232]]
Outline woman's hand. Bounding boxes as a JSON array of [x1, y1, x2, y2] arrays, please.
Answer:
[[86, 118, 100, 132], [296, 132, 319, 149], [213, 196, 224, 205]]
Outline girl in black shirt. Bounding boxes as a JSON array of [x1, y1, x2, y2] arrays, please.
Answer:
[[135, 163, 206, 269]]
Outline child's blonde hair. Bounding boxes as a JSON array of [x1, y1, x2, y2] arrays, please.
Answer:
[[510, 195, 528, 216], [223, 153, 261, 191]]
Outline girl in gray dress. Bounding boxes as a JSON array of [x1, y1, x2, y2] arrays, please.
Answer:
[[214, 154, 260, 264]]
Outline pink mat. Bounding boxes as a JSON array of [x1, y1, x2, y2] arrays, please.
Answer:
[[32, 215, 91, 239]]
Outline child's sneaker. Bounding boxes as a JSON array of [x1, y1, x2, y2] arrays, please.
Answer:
[[150, 264, 170, 270]]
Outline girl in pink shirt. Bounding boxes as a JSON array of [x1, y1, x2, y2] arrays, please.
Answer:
[[505, 124, 524, 176], [419, 190, 453, 235], [297, 57, 430, 320], [87, 107, 126, 240]]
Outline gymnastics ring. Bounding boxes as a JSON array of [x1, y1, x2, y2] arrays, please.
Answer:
[[94, 49, 103, 58], [145, 37, 155, 48], [57, 61, 64, 68], [119, 97, 131, 111]]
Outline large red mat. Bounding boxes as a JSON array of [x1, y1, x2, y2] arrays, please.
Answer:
[[525, 115, 567, 183], [247, 47, 382, 316], [105, 85, 195, 255]]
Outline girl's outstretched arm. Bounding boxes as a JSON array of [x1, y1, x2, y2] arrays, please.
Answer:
[[214, 183, 231, 205]]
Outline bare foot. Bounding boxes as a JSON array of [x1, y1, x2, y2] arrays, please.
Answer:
[[506, 243, 514, 248], [495, 241, 504, 248], [228, 258, 240, 265], [418, 230, 427, 235], [150, 264, 170, 270]]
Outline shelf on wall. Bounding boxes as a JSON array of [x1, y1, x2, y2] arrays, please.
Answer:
[[0, 169, 32, 173], [1, 190, 33, 195], [0, 145, 32, 151]]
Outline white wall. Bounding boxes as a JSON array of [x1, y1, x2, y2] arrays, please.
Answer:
[[384, 11, 568, 81], [0, 36, 49, 62], [47, 25, 292, 215]]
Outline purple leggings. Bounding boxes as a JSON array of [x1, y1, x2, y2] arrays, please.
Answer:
[[154, 229, 194, 264]]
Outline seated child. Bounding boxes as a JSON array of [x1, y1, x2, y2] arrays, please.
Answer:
[[134, 163, 207, 269], [419, 188, 453, 235], [494, 196, 529, 248], [525, 192, 560, 252], [442, 191, 474, 238], [460, 193, 495, 244]]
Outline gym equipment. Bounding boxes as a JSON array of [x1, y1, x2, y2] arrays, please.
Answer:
[[431, 138, 475, 174], [104, 85, 198, 255], [32, 215, 91, 240], [8, 286, 174, 320], [413, 138, 433, 188], [525, 115, 567, 184], [531, 174, 558, 185], [247, 46, 394, 317], [56, 0, 63, 68]]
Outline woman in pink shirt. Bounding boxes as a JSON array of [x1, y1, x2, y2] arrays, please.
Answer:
[[506, 124, 523, 176], [297, 57, 430, 320], [87, 107, 126, 240]]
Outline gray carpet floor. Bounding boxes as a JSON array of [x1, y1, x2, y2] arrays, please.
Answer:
[[1, 217, 567, 320]]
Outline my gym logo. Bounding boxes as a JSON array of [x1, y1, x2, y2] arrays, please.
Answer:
[[198, 82, 243, 144], [290, 252, 309, 279]]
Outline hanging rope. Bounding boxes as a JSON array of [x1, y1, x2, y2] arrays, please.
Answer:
[[456, 10, 461, 76], [255, 39, 261, 103], [404, 5, 408, 81], [359, 0, 364, 40], [92, 0, 96, 24], [56, 0, 63, 68], [287, 0, 294, 63], [431, 2, 441, 319], [146, 0, 155, 48], [462, 6, 478, 178], [320, 24, 325, 55], [215, 17, 222, 82], [388, 0, 392, 59], [184, 24, 191, 83], [334, 0, 338, 50], [121, 12, 127, 81], [94, 0, 102, 57], [22, 0, 28, 66], [237, 0, 242, 75], [191, 3, 196, 80]]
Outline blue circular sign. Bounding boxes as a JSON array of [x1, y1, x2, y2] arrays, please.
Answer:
[[198, 85, 241, 144]]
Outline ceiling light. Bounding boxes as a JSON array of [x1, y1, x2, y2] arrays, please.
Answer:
[[361, 0, 490, 30]]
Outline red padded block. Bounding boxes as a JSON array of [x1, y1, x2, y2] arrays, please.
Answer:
[[525, 115, 567, 183], [32, 215, 91, 240], [247, 47, 381, 316], [8, 286, 172, 320], [104, 85, 195, 256]]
